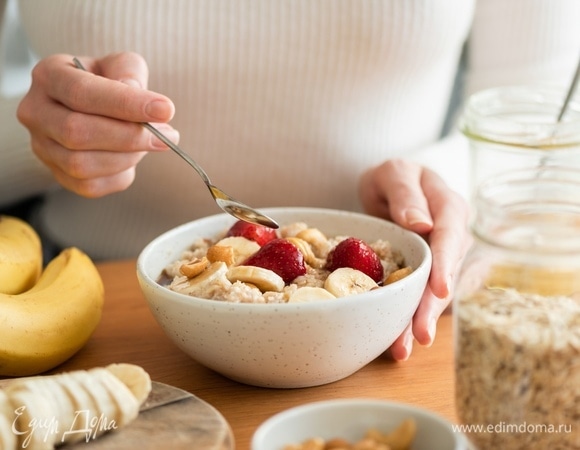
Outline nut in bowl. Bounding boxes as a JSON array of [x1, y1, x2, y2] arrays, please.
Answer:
[[251, 399, 471, 450], [137, 207, 431, 388]]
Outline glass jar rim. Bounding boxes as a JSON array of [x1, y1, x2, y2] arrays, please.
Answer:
[[460, 84, 580, 148]]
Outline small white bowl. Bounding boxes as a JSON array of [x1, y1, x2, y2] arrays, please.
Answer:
[[137, 207, 431, 388], [251, 399, 472, 450]]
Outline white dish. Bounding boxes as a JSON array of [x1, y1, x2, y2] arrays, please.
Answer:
[[251, 398, 472, 450], [137, 207, 431, 388]]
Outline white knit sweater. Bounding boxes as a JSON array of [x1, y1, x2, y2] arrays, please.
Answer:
[[1, 0, 579, 259]]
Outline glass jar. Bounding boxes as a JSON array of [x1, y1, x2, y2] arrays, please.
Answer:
[[460, 85, 580, 197], [453, 167, 580, 450]]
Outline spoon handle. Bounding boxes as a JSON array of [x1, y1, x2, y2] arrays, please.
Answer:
[[556, 53, 580, 123], [141, 122, 212, 186]]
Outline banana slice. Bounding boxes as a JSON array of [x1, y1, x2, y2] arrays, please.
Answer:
[[187, 261, 229, 287], [227, 266, 285, 292], [285, 237, 325, 269], [73, 370, 119, 439], [55, 372, 101, 444], [296, 227, 330, 256], [90, 368, 140, 427], [0, 390, 17, 450], [384, 266, 413, 285], [214, 236, 260, 265], [30, 377, 77, 445], [6, 382, 56, 450], [288, 286, 337, 303], [106, 363, 152, 406], [324, 267, 379, 298]]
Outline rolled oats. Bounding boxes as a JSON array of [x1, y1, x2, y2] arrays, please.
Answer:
[[455, 288, 580, 449]]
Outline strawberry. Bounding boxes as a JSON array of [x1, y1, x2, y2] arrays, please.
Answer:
[[325, 237, 384, 283], [242, 239, 306, 284], [225, 220, 278, 246]]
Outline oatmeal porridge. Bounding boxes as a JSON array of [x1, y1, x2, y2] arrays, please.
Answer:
[[160, 220, 411, 303]]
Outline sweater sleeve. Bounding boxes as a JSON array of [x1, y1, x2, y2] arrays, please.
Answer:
[[465, 0, 580, 95], [0, 0, 56, 208]]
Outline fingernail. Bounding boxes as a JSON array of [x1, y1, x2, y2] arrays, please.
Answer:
[[120, 78, 142, 89], [151, 127, 179, 149], [145, 100, 173, 121], [402, 331, 414, 360], [405, 208, 433, 227], [426, 317, 437, 347], [444, 274, 454, 298]]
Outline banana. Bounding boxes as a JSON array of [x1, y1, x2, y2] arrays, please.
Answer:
[[0, 247, 104, 377], [288, 286, 337, 303], [384, 266, 413, 285], [296, 227, 330, 257], [106, 363, 152, 405], [213, 236, 260, 265], [88, 368, 140, 427], [285, 237, 325, 269], [0, 215, 42, 295], [2, 364, 151, 448], [172, 261, 230, 295], [55, 372, 101, 444], [227, 266, 285, 292], [324, 267, 379, 298], [0, 390, 16, 450]]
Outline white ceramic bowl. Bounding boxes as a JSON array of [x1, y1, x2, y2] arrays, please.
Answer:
[[251, 399, 472, 450], [137, 207, 431, 388]]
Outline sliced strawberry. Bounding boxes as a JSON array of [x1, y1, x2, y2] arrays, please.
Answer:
[[325, 237, 384, 283], [225, 220, 278, 246], [242, 239, 306, 284]]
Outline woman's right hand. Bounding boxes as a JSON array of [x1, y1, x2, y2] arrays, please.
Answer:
[[17, 52, 179, 197]]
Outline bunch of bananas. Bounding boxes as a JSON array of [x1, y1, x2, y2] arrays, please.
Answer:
[[0, 216, 104, 377]]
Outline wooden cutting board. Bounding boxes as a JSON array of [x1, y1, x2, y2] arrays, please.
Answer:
[[0, 379, 234, 449]]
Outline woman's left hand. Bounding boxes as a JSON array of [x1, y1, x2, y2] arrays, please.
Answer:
[[359, 158, 471, 361]]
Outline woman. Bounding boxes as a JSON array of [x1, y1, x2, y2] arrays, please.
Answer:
[[2, 0, 579, 359]]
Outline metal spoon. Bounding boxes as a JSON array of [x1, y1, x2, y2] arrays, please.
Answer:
[[72, 57, 279, 229], [537, 54, 580, 170], [556, 54, 580, 123]]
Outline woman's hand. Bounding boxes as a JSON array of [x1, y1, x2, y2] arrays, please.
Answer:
[[17, 52, 178, 197], [359, 158, 471, 361]]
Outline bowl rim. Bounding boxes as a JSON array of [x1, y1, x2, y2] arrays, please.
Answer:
[[137, 207, 432, 310], [251, 397, 465, 449]]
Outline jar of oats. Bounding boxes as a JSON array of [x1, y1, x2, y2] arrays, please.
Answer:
[[453, 167, 580, 450], [459, 84, 580, 197]]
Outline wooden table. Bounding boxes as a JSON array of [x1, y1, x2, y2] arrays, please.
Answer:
[[9, 259, 458, 450]]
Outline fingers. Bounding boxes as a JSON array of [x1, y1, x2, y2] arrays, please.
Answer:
[[360, 159, 470, 300], [359, 159, 472, 356], [420, 169, 471, 300], [29, 133, 146, 198], [387, 321, 415, 362], [49, 163, 139, 198], [16, 52, 180, 198], [40, 53, 174, 123], [411, 286, 447, 347], [23, 98, 179, 153], [359, 159, 434, 235]]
